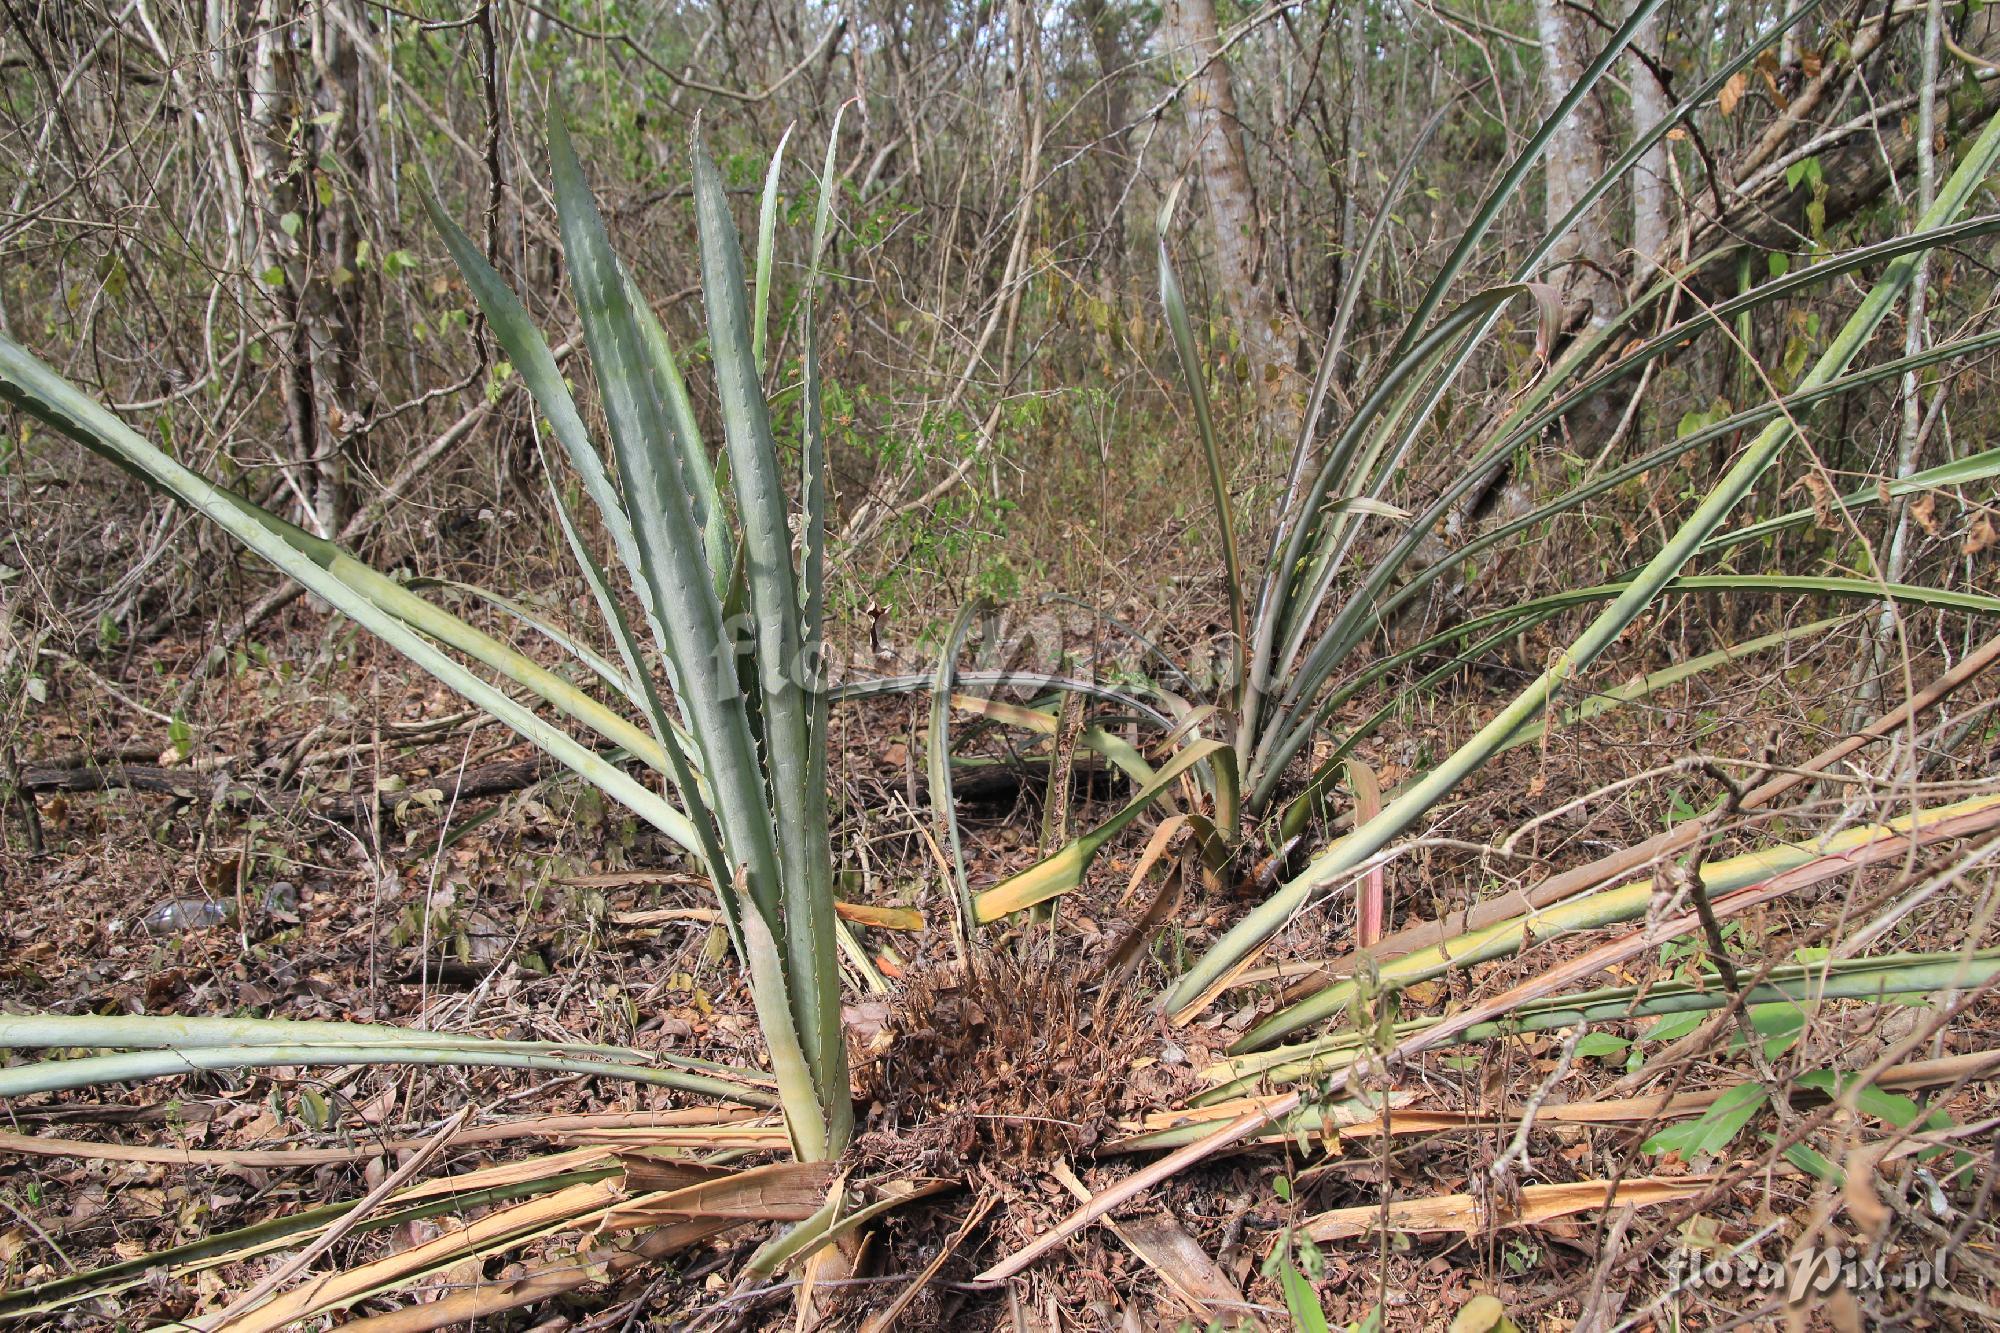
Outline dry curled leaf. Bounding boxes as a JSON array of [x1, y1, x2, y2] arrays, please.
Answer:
[[1757, 63, 1789, 110], [1842, 1144, 1892, 1239], [1719, 71, 1748, 116], [1964, 511, 1997, 557], [1800, 471, 1839, 530], [1910, 491, 1942, 536], [1525, 280, 1564, 362]]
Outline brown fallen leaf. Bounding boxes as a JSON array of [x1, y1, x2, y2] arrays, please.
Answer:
[[1051, 1161, 1265, 1329], [219, 1180, 625, 1332], [1757, 60, 1790, 110], [335, 1216, 738, 1333], [1800, 470, 1839, 529], [597, 1159, 835, 1232], [1120, 815, 1189, 906], [560, 870, 708, 890], [1119, 1214, 1266, 1329], [608, 1158, 735, 1195], [392, 1147, 623, 1205]]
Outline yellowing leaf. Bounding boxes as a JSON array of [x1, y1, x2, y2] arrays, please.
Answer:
[[1299, 1175, 1715, 1242], [1450, 1295, 1515, 1333], [833, 902, 925, 932]]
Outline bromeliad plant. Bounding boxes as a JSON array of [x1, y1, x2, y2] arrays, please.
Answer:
[[969, 0, 2000, 1035], [4, 10, 2000, 1310], [1161, 47, 2000, 1037], [0, 114, 852, 1161]]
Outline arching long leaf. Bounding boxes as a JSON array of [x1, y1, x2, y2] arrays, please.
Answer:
[[1159, 180, 1247, 701], [1165, 107, 2000, 1019], [0, 336, 703, 860], [753, 122, 796, 373], [1233, 790, 2000, 1052], [929, 599, 988, 954], [421, 190, 675, 677], [1146, 950, 2000, 1139], [974, 741, 1229, 920], [552, 110, 829, 1155], [1279, 214, 2000, 761], [691, 133, 846, 1150]]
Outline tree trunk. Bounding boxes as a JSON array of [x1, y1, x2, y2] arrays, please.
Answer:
[[302, 0, 371, 537], [244, 0, 369, 539], [1534, 0, 1619, 326], [1628, 5, 1672, 273], [1332, 3, 1366, 388], [1077, 0, 1133, 153], [1868, 0, 1946, 718], [1162, 0, 1298, 434]]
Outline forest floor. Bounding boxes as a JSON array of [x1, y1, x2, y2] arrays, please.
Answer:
[[5, 577, 2000, 1330]]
